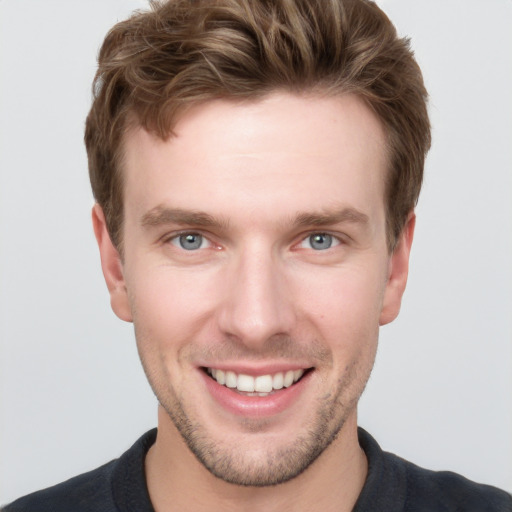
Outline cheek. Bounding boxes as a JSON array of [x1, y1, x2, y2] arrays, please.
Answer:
[[127, 266, 220, 350], [127, 268, 222, 397], [290, 265, 384, 322], [291, 264, 386, 344]]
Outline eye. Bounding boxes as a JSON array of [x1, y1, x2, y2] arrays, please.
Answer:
[[300, 233, 340, 251], [170, 233, 210, 251]]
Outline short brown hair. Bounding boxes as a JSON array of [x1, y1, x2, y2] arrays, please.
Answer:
[[85, 0, 430, 252]]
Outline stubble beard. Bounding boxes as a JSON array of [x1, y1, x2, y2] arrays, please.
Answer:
[[133, 317, 377, 487], [156, 360, 369, 487]]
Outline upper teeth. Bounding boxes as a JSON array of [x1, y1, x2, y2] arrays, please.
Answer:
[[207, 368, 305, 393]]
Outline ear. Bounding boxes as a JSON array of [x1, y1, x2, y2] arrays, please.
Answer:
[[92, 204, 133, 322], [379, 212, 416, 326]]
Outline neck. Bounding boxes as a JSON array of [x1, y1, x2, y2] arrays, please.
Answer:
[[145, 407, 367, 512]]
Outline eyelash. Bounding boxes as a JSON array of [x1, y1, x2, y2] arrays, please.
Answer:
[[163, 231, 215, 251], [163, 231, 344, 252], [298, 232, 342, 251]]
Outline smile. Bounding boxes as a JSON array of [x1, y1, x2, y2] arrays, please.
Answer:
[[205, 367, 307, 396]]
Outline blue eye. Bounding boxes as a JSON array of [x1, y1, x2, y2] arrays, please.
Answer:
[[172, 233, 206, 250], [301, 233, 339, 250], [310, 233, 332, 250]]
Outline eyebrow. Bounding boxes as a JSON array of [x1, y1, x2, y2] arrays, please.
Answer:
[[141, 205, 369, 231], [140, 206, 229, 229], [294, 207, 369, 228]]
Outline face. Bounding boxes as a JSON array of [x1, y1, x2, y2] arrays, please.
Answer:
[[94, 93, 413, 486]]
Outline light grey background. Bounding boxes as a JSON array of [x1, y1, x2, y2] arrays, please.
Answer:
[[1, 0, 511, 504]]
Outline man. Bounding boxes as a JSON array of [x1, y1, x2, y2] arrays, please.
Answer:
[[3, 0, 511, 510]]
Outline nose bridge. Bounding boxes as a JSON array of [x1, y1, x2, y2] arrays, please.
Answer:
[[218, 242, 294, 348]]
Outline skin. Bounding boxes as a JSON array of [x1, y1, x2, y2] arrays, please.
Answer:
[[93, 92, 414, 512]]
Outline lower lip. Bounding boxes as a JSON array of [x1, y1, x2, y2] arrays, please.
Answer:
[[201, 370, 312, 418]]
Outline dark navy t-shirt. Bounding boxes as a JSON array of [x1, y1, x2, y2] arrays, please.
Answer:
[[3, 428, 511, 511]]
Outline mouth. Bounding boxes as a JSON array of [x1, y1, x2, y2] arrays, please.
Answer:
[[203, 367, 311, 397]]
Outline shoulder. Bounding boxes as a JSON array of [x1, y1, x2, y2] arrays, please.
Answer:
[[393, 452, 512, 512], [2, 429, 157, 512], [356, 428, 512, 512], [1, 460, 117, 512]]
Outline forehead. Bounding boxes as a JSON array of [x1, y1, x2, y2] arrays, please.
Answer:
[[122, 93, 388, 229]]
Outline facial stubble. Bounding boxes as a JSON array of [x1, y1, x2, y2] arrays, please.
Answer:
[[138, 339, 374, 487]]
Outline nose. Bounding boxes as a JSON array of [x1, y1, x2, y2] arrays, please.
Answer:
[[217, 245, 295, 350]]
